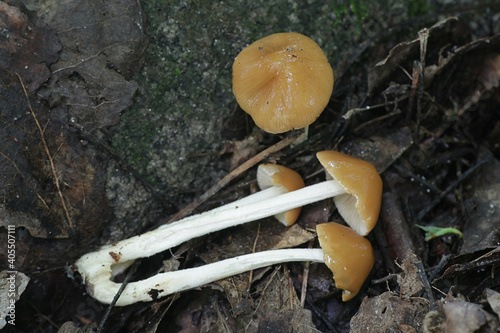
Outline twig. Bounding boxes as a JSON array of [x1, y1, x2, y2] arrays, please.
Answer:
[[252, 266, 281, 314], [167, 132, 302, 223], [428, 254, 451, 283], [414, 258, 436, 310], [288, 267, 294, 310], [0, 151, 23, 175], [300, 239, 314, 308], [97, 259, 141, 333], [246, 223, 261, 296], [16, 73, 74, 229]]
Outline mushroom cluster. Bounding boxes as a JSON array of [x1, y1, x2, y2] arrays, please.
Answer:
[[74, 151, 382, 306], [233, 32, 334, 134]]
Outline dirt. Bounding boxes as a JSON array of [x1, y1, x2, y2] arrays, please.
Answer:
[[1, 0, 500, 332]]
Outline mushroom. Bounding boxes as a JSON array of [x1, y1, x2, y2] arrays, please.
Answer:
[[316, 222, 374, 301], [317, 150, 383, 236], [74, 151, 381, 305], [233, 32, 334, 134], [80, 222, 374, 306], [257, 163, 305, 226]]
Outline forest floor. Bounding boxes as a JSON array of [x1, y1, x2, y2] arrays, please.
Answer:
[[1, 1, 500, 332]]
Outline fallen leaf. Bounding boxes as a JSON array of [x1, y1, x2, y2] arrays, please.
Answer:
[[486, 288, 500, 318], [350, 292, 430, 333], [443, 301, 499, 333]]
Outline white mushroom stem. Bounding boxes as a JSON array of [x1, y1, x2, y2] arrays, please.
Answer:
[[92, 248, 326, 306], [76, 180, 345, 299]]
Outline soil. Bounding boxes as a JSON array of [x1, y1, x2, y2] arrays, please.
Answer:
[[1, 0, 500, 332]]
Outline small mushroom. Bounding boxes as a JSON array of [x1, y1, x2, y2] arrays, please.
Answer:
[[233, 32, 334, 134], [207, 163, 305, 226], [83, 222, 373, 306], [257, 163, 305, 226], [317, 150, 383, 236], [316, 222, 374, 301]]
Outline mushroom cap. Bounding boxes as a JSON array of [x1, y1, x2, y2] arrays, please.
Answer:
[[316, 222, 374, 301], [233, 32, 334, 134], [257, 163, 305, 226], [316, 150, 382, 236]]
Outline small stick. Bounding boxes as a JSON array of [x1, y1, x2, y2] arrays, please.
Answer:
[[246, 223, 261, 294], [96, 259, 140, 333], [300, 239, 314, 308], [414, 258, 436, 310]]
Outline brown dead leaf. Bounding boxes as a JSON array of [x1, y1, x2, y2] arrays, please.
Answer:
[[0, 208, 47, 238], [36, 0, 146, 132], [350, 292, 430, 333], [0, 0, 146, 273], [270, 224, 315, 250]]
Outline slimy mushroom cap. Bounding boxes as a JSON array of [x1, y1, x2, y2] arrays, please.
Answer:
[[316, 222, 374, 301], [316, 150, 383, 236], [233, 32, 334, 134]]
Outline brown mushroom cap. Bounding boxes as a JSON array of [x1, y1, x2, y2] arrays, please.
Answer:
[[316, 222, 374, 301], [257, 163, 305, 226], [316, 150, 382, 236], [233, 32, 334, 134]]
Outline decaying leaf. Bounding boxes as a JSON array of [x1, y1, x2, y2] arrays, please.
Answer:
[[443, 301, 499, 333], [271, 224, 315, 250], [486, 288, 500, 319], [0, 0, 147, 273], [350, 291, 430, 333], [0, 2, 61, 92], [462, 150, 500, 253], [0, 207, 47, 238]]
